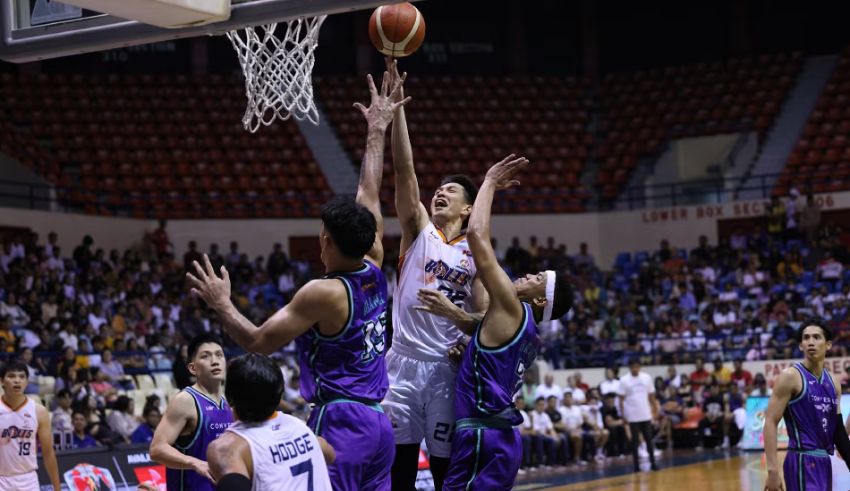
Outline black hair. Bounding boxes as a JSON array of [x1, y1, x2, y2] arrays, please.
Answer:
[[441, 175, 478, 205], [796, 317, 833, 343], [628, 357, 641, 367], [114, 395, 132, 412], [535, 396, 545, 404], [143, 405, 161, 418], [187, 333, 223, 361], [225, 353, 284, 423], [0, 360, 29, 378], [550, 272, 574, 320], [57, 389, 72, 399], [320, 196, 377, 260]]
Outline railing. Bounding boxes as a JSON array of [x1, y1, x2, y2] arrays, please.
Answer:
[[618, 171, 802, 210], [0, 170, 830, 216]]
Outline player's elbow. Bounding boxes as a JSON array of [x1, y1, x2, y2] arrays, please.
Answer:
[[149, 441, 168, 463]]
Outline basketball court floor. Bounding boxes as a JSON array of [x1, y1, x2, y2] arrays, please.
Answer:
[[515, 449, 850, 490]]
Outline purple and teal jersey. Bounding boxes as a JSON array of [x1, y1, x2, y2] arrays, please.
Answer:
[[783, 363, 838, 453], [782, 363, 838, 491], [455, 302, 540, 423], [166, 386, 233, 491], [296, 261, 389, 404]]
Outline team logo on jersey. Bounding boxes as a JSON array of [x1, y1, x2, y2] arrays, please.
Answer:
[[424, 259, 471, 287], [0, 425, 34, 440]]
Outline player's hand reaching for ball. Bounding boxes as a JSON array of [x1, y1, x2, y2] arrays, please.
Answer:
[[384, 56, 405, 103], [484, 154, 529, 190], [354, 69, 411, 133], [186, 254, 232, 312]]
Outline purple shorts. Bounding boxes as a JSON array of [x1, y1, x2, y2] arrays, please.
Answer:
[[308, 400, 395, 491], [783, 450, 832, 491], [443, 427, 522, 491]]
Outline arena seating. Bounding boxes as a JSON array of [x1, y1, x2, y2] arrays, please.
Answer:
[[316, 75, 594, 214], [595, 52, 804, 200], [781, 47, 850, 195], [0, 73, 331, 218]]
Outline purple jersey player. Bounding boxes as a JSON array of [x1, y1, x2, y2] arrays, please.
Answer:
[[764, 321, 850, 491], [189, 67, 410, 490], [423, 157, 573, 491], [150, 334, 232, 491]]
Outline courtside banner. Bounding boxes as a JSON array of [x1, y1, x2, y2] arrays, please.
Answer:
[[741, 394, 850, 451], [37, 445, 165, 490]]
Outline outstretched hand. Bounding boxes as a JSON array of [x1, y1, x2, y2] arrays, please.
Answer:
[[384, 56, 404, 103], [353, 68, 411, 132], [186, 254, 232, 312], [483, 154, 529, 190]]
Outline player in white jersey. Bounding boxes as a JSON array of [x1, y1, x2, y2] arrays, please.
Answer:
[[0, 361, 60, 491], [383, 58, 492, 490], [207, 353, 335, 491]]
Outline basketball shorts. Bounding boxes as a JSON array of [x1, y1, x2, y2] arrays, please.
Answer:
[[443, 427, 522, 491], [783, 450, 831, 491], [308, 400, 395, 491], [0, 471, 39, 491], [382, 345, 458, 458]]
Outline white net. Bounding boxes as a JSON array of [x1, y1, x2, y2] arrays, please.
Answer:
[[226, 15, 326, 132]]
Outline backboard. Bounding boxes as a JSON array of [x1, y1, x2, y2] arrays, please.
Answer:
[[0, 0, 399, 63]]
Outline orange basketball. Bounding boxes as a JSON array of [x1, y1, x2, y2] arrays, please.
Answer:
[[368, 3, 426, 58]]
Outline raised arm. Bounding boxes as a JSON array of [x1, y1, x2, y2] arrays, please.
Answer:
[[187, 255, 346, 354], [764, 368, 798, 491], [353, 69, 411, 267], [466, 155, 529, 345], [386, 58, 429, 252]]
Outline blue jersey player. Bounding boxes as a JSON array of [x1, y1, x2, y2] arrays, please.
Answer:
[[188, 67, 410, 490], [150, 334, 232, 491], [427, 156, 574, 491], [764, 320, 850, 491]]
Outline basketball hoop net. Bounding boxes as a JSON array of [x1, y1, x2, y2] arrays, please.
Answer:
[[226, 15, 326, 132]]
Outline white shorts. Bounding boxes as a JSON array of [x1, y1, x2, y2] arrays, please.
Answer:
[[381, 345, 457, 458], [0, 471, 39, 491]]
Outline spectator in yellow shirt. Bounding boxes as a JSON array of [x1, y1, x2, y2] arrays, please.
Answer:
[[711, 357, 732, 385]]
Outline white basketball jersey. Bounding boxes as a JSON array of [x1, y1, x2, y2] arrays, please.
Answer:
[[0, 398, 38, 477], [226, 412, 331, 491], [392, 222, 477, 359]]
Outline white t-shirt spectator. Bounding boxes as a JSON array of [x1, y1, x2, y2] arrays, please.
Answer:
[[558, 405, 584, 431], [700, 266, 717, 283], [87, 312, 108, 331], [569, 388, 587, 404], [107, 411, 139, 439], [278, 272, 296, 295], [0, 302, 30, 328], [534, 383, 563, 404], [618, 372, 655, 423], [682, 329, 706, 351], [52, 407, 73, 433], [531, 409, 554, 434], [59, 331, 78, 351], [519, 409, 532, 430], [581, 403, 604, 428], [718, 290, 739, 303], [713, 310, 737, 327], [599, 379, 620, 398], [46, 255, 65, 272], [819, 259, 843, 280]]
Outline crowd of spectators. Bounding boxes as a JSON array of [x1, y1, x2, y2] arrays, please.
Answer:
[[1, 191, 849, 453], [515, 196, 850, 369], [0, 222, 312, 448], [514, 356, 762, 471]]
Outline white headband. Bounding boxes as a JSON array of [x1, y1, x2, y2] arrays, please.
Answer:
[[541, 270, 556, 322]]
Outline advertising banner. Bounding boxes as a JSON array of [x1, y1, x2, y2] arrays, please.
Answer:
[[741, 394, 850, 451], [37, 446, 165, 491]]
